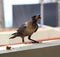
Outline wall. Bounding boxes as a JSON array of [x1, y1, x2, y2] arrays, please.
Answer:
[[0, 0, 59, 28], [0, 45, 60, 57], [13, 3, 58, 27], [58, 2, 60, 26], [13, 4, 40, 27], [0, 0, 4, 28]]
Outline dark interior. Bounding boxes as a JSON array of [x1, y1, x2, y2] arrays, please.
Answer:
[[13, 3, 58, 28]]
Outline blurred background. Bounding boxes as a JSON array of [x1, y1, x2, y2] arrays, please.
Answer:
[[0, 1, 60, 53], [0, 0, 60, 28]]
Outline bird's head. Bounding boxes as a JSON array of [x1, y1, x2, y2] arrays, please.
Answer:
[[35, 15, 41, 20], [32, 15, 41, 21]]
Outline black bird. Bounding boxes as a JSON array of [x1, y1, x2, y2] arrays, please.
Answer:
[[9, 15, 41, 43]]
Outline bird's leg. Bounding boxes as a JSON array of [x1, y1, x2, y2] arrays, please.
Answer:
[[22, 37, 25, 43], [28, 34, 39, 43]]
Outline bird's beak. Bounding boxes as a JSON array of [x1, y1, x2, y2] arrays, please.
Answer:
[[36, 15, 41, 20]]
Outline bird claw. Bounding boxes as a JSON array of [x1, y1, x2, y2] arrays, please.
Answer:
[[32, 41, 39, 43]]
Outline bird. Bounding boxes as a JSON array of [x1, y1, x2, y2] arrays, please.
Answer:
[[9, 15, 41, 43]]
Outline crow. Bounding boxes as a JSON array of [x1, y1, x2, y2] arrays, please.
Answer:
[[9, 15, 41, 43]]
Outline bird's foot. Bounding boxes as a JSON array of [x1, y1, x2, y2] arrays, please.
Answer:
[[9, 37, 12, 39], [32, 41, 39, 43], [9, 37, 14, 39]]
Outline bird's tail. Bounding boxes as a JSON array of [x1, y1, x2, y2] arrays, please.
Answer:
[[9, 32, 17, 39], [12, 33, 17, 35]]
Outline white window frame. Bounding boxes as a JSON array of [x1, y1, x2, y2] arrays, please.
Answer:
[[3, 0, 39, 28]]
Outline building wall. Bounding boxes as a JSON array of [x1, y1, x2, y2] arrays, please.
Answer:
[[13, 3, 58, 27], [0, 0, 4, 28], [0, 0, 60, 28], [58, 2, 60, 26], [0, 45, 60, 57]]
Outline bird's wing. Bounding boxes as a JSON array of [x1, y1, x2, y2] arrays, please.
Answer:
[[17, 22, 27, 33], [17, 25, 26, 32]]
